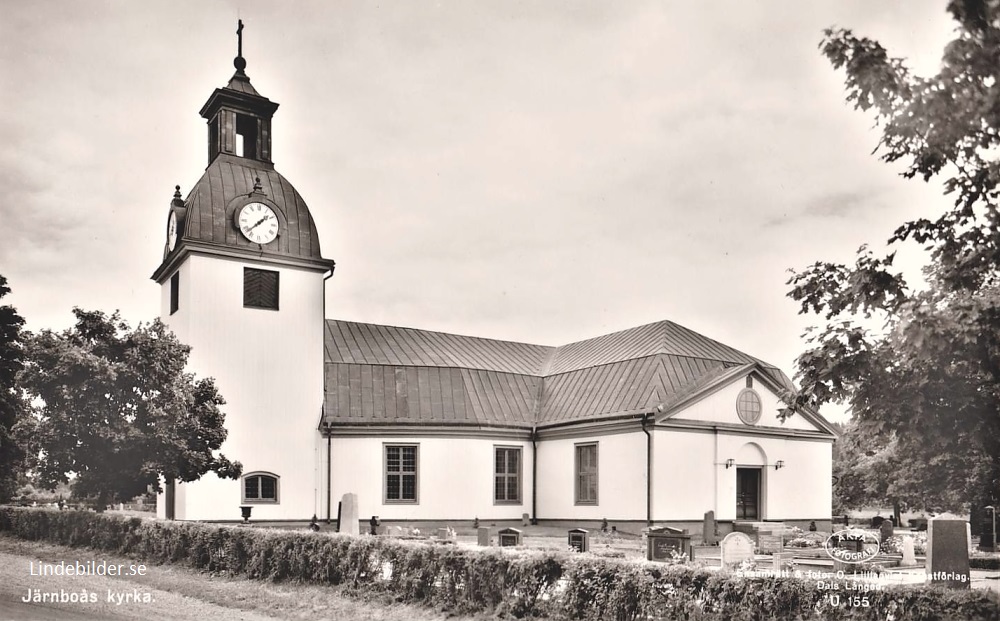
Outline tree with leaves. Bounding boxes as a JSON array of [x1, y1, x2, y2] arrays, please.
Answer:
[[20, 309, 241, 510], [788, 1, 1000, 522], [832, 421, 967, 525], [0, 275, 27, 503]]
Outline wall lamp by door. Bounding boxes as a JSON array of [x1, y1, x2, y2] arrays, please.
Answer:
[[774, 460, 785, 470], [724, 459, 735, 469]]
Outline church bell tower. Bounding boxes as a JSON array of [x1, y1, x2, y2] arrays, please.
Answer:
[[152, 22, 335, 521]]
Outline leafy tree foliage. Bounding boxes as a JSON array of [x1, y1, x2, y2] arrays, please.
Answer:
[[20, 309, 241, 510], [788, 1, 1000, 514], [832, 422, 967, 523], [0, 275, 27, 503]]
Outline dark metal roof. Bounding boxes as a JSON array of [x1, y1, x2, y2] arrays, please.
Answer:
[[545, 321, 765, 375], [322, 320, 807, 430], [225, 71, 261, 96], [324, 363, 541, 427], [178, 155, 326, 261], [324, 320, 552, 375]]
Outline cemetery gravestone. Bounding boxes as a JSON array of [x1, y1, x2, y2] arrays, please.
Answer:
[[646, 527, 692, 562], [339, 493, 360, 536], [477, 527, 491, 546], [757, 528, 788, 554], [772, 552, 790, 571], [927, 519, 970, 589], [879, 519, 894, 551], [498, 527, 522, 547], [568, 528, 589, 552], [703, 510, 718, 545], [720, 532, 755, 569], [900, 536, 916, 566]]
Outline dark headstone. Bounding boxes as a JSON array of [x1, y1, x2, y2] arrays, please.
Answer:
[[927, 519, 971, 589], [498, 527, 522, 547], [647, 527, 692, 562], [568, 528, 589, 552], [703, 510, 718, 545], [840, 537, 862, 553], [979, 517, 995, 551], [879, 519, 894, 549], [808, 521, 817, 532], [870, 515, 885, 529]]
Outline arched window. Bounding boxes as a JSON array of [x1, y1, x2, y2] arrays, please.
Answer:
[[242, 472, 279, 503]]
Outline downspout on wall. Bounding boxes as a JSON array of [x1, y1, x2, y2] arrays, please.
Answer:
[[531, 426, 538, 525], [324, 422, 332, 523], [642, 413, 652, 525], [322, 269, 334, 525]]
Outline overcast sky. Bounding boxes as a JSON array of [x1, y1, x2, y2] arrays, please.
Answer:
[[1, 1, 956, 422]]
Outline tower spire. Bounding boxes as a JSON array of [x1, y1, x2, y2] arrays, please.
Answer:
[[234, 19, 247, 73]]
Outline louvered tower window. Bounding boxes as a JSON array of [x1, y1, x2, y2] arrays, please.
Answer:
[[244, 268, 279, 309]]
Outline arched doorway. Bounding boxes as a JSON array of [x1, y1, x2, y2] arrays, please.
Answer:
[[735, 442, 766, 520]]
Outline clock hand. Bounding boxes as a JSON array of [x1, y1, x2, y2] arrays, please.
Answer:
[[247, 214, 272, 232]]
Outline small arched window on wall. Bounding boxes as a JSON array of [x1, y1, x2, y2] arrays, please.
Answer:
[[242, 472, 279, 504]]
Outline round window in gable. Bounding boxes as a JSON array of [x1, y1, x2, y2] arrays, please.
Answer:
[[736, 388, 762, 425]]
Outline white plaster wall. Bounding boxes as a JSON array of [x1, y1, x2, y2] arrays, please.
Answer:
[[535, 432, 646, 520], [648, 427, 832, 522], [672, 377, 819, 431], [329, 436, 533, 522], [650, 428, 716, 520], [156, 253, 326, 520], [713, 433, 832, 521]]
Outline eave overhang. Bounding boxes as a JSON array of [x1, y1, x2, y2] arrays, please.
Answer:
[[151, 239, 336, 283]]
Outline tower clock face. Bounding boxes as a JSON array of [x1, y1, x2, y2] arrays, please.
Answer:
[[237, 202, 279, 245], [167, 211, 178, 251]]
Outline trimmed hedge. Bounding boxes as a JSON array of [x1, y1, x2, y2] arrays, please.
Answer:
[[1, 507, 997, 620], [970, 556, 1000, 570]]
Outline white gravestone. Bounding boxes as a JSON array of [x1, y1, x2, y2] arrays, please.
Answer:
[[900, 536, 916, 566], [720, 532, 755, 568], [339, 493, 360, 535]]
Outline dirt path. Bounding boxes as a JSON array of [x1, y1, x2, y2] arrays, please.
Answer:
[[0, 535, 467, 621]]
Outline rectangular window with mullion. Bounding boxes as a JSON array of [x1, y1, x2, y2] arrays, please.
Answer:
[[575, 443, 598, 505], [243, 267, 279, 310], [494, 446, 522, 504], [385, 444, 418, 503]]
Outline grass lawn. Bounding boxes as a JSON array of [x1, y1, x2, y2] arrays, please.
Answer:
[[0, 534, 489, 620]]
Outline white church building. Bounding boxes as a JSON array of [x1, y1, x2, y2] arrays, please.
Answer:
[[153, 36, 837, 534]]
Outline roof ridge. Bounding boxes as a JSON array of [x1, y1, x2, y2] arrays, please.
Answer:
[[325, 318, 553, 350]]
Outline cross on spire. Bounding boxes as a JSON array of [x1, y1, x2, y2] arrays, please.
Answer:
[[234, 19, 247, 72]]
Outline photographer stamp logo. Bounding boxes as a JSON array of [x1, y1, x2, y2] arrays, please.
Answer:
[[823, 529, 880, 564]]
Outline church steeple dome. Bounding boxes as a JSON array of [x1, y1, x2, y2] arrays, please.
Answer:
[[198, 20, 279, 165], [152, 21, 334, 284]]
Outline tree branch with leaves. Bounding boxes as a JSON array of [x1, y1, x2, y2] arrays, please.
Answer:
[[790, 0, 1000, 517], [20, 309, 241, 511]]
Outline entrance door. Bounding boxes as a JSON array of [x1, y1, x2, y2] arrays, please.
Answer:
[[736, 468, 760, 520]]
